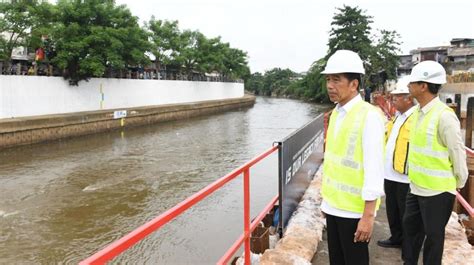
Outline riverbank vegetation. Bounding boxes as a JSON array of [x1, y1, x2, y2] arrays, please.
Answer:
[[1, 2, 400, 95], [0, 0, 249, 85]]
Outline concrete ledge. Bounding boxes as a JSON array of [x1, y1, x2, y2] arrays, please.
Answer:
[[0, 96, 255, 149], [443, 212, 474, 263]]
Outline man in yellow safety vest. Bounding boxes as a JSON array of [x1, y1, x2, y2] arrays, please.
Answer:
[[321, 50, 385, 265], [377, 76, 416, 250], [403, 60, 468, 265]]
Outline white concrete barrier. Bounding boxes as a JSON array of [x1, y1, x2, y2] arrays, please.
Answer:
[[0, 76, 244, 119]]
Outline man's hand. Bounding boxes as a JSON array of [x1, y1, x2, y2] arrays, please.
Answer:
[[354, 214, 374, 242], [354, 200, 377, 243]]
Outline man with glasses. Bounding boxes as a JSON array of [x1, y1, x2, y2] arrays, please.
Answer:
[[403, 60, 468, 265]]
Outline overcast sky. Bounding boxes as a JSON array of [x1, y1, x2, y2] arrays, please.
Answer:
[[116, 0, 474, 73]]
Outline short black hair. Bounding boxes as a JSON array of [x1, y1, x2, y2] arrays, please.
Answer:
[[416, 81, 441, 94], [342, 73, 362, 89]]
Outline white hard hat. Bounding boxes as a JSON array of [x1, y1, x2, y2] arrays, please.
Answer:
[[407, 60, 446, 84], [321, 50, 365, 75], [391, 76, 410, 94]]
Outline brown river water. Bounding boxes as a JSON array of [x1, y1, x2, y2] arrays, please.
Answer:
[[0, 97, 326, 264]]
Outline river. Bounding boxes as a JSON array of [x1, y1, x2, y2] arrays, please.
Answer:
[[0, 97, 327, 264]]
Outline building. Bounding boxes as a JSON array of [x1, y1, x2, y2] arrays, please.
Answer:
[[410, 45, 450, 65], [446, 38, 474, 74], [397, 55, 413, 76]]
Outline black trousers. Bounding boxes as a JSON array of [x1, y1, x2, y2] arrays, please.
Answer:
[[384, 179, 409, 243], [402, 191, 455, 265], [326, 214, 369, 265]]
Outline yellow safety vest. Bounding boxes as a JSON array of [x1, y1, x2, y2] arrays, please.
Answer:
[[408, 101, 456, 191], [386, 114, 413, 175], [322, 100, 381, 213]]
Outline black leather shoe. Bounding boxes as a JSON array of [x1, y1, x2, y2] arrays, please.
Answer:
[[377, 239, 402, 248]]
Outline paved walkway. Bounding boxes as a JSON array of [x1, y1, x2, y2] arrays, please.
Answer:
[[311, 201, 404, 265]]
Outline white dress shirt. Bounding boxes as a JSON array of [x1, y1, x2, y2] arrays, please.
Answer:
[[384, 106, 416, 183], [321, 95, 386, 218]]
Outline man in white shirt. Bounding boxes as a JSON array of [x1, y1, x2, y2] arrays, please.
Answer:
[[377, 77, 416, 249], [321, 50, 385, 265]]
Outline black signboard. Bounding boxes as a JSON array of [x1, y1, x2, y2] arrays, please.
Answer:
[[277, 113, 325, 230]]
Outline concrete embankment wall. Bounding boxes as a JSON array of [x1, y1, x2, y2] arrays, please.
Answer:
[[0, 96, 255, 149], [0, 75, 244, 118]]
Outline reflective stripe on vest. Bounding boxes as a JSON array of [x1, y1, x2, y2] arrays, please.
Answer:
[[322, 100, 381, 213], [408, 101, 456, 191]]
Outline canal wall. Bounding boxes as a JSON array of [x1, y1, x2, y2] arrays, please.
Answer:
[[0, 95, 255, 150], [0, 75, 244, 119]]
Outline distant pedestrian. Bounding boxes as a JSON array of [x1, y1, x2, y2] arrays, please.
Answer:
[[28, 66, 35, 75], [10, 64, 17, 75], [403, 60, 468, 265], [364, 87, 371, 102]]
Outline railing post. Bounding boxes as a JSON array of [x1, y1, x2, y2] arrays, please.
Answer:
[[466, 97, 474, 148], [243, 168, 251, 265], [455, 94, 462, 120]]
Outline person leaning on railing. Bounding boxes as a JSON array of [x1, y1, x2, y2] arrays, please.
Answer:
[[320, 50, 385, 265], [402, 61, 469, 265]]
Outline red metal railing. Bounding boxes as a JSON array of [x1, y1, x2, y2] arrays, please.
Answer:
[[456, 191, 474, 217], [80, 145, 279, 265], [218, 195, 278, 264], [465, 146, 474, 157]]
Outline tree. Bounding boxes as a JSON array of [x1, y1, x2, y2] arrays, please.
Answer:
[[327, 5, 373, 61], [0, 0, 54, 72], [298, 59, 328, 102], [245, 72, 264, 94], [247, 5, 401, 102], [326, 5, 401, 90], [146, 16, 249, 81], [245, 68, 297, 96], [369, 29, 401, 88], [146, 17, 181, 70], [221, 46, 249, 80], [51, 0, 150, 85]]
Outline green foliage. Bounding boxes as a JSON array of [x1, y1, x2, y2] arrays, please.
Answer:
[[1, 0, 250, 84], [368, 29, 401, 86], [147, 18, 249, 80], [246, 68, 300, 97], [299, 59, 329, 102], [51, 0, 150, 85], [0, 0, 53, 62], [327, 5, 373, 61], [245, 72, 264, 94], [146, 17, 180, 67], [327, 5, 401, 89]]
